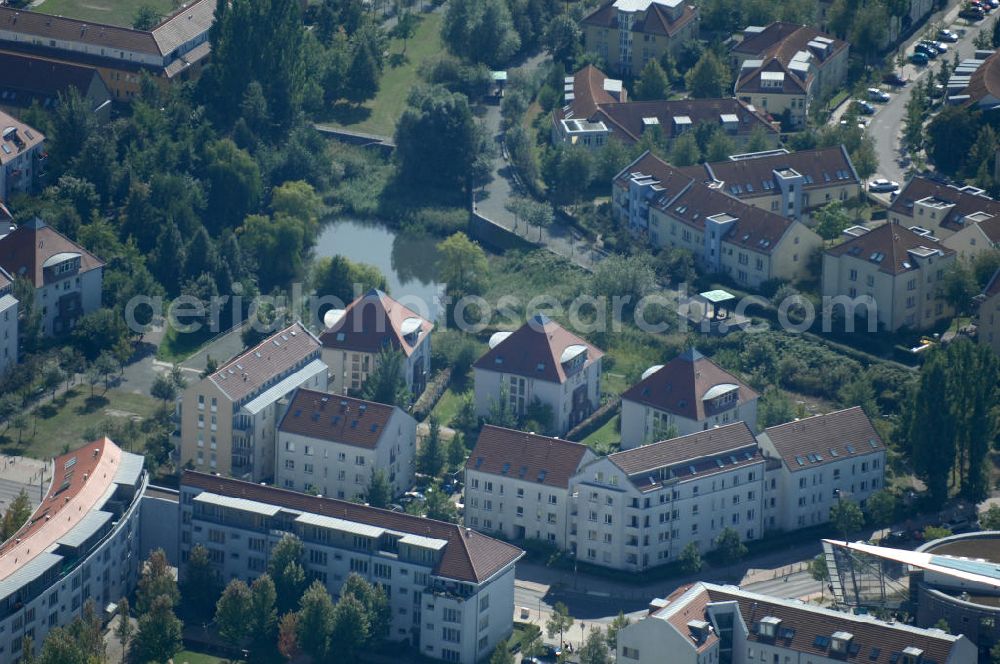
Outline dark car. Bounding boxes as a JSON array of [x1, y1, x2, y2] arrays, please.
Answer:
[[910, 51, 929, 65], [883, 72, 909, 86], [914, 43, 939, 59], [960, 6, 985, 19]]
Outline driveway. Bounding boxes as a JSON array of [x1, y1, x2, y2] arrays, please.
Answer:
[[868, 6, 991, 185]]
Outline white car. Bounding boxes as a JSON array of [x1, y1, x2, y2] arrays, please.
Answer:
[[938, 29, 959, 42], [867, 87, 891, 103], [869, 178, 900, 193]]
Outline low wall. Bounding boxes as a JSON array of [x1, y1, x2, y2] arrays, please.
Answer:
[[469, 211, 536, 252]]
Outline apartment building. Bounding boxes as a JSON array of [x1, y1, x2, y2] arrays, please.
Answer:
[[979, 268, 1000, 356], [553, 65, 779, 152], [680, 146, 861, 221], [0, 266, 16, 375], [276, 388, 417, 501], [179, 472, 523, 664], [178, 322, 327, 481], [758, 407, 885, 531], [620, 348, 759, 449], [822, 223, 956, 331], [0, 218, 103, 337], [473, 314, 604, 435], [944, 216, 1000, 262], [0, 438, 146, 661], [580, 0, 699, 77], [0, 111, 45, 202], [319, 289, 433, 398], [569, 422, 766, 571], [614, 151, 823, 288], [0, 0, 215, 102], [463, 426, 597, 547], [0, 52, 111, 119], [888, 176, 1000, 240], [616, 582, 976, 664], [731, 23, 849, 127]]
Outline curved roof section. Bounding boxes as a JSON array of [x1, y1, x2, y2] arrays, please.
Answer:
[[488, 331, 512, 349], [702, 383, 738, 400], [0, 217, 103, 288], [41, 251, 80, 268], [473, 314, 604, 384], [319, 289, 434, 358]]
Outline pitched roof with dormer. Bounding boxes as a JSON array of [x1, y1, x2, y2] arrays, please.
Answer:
[[889, 176, 1000, 233], [759, 406, 882, 473], [0, 218, 103, 288], [279, 389, 400, 450], [593, 97, 776, 144], [319, 289, 433, 358], [473, 314, 604, 384], [732, 22, 848, 66], [735, 57, 808, 95], [825, 223, 955, 276], [581, 0, 699, 38], [466, 426, 596, 489]]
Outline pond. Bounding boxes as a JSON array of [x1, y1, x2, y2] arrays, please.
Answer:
[[315, 218, 445, 320]]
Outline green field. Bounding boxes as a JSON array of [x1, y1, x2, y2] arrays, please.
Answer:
[[33, 0, 181, 29], [429, 387, 468, 427], [174, 651, 240, 664], [580, 413, 620, 453], [0, 388, 160, 459], [323, 12, 444, 137]]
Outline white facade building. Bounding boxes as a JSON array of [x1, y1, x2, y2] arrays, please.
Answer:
[[617, 582, 976, 664], [620, 348, 759, 449], [276, 389, 417, 501], [464, 426, 597, 548], [0, 111, 44, 202], [0, 218, 104, 337], [757, 406, 887, 532], [179, 472, 523, 664], [0, 438, 145, 661], [0, 266, 16, 375], [473, 315, 604, 436]]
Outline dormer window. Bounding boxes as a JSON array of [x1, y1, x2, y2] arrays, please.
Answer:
[[901, 646, 923, 664], [758, 616, 781, 638], [830, 631, 853, 654]]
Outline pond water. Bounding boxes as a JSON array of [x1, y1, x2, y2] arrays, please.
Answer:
[[315, 218, 445, 320]]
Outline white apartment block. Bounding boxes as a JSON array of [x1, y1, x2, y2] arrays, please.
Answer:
[[319, 289, 433, 398], [179, 472, 523, 664], [179, 322, 328, 481], [0, 438, 145, 661], [464, 426, 597, 548], [0, 218, 104, 337], [617, 582, 975, 664], [620, 348, 759, 449], [758, 406, 886, 532], [0, 266, 16, 375], [276, 388, 417, 501], [473, 315, 604, 436], [0, 112, 44, 202]]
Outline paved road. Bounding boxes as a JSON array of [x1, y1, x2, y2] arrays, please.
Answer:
[[868, 6, 991, 185], [742, 569, 822, 601]]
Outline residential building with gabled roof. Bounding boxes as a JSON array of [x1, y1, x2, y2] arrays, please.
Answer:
[[758, 406, 885, 531], [0, 217, 103, 337], [888, 176, 1000, 239], [275, 388, 417, 501], [463, 426, 597, 547], [473, 314, 604, 435], [613, 151, 823, 288], [554, 65, 780, 152], [616, 581, 976, 664], [822, 222, 956, 331], [943, 214, 1000, 262], [581, 0, 699, 77], [0, 109, 45, 202], [620, 348, 759, 449], [179, 321, 328, 481], [0, 265, 15, 375], [0, 52, 110, 118], [319, 288, 434, 398], [730, 23, 849, 115], [977, 268, 1000, 356], [680, 146, 861, 221], [179, 471, 524, 664]]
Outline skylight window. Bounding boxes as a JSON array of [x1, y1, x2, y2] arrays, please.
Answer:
[[795, 456, 806, 466], [846, 444, 855, 454], [814, 635, 831, 648]]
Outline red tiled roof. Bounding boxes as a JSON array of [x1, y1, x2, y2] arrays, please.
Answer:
[[566, 64, 618, 119], [888, 176, 1000, 233], [319, 289, 433, 358], [659, 585, 718, 653], [279, 389, 397, 450], [732, 22, 848, 66], [0, 109, 44, 166], [473, 315, 604, 384], [761, 406, 882, 473], [0, 218, 103, 288], [467, 426, 595, 489], [825, 223, 955, 276], [594, 97, 776, 144], [681, 146, 858, 198], [609, 421, 759, 476], [209, 321, 322, 403], [581, 0, 699, 38], [0, 52, 105, 103], [621, 348, 758, 420], [182, 471, 523, 584], [735, 58, 808, 95], [963, 49, 1000, 108]]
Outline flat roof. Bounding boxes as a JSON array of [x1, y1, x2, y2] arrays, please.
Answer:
[[700, 289, 736, 303], [193, 492, 282, 517]]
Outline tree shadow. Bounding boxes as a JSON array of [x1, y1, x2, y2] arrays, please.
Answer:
[[77, 395, 110, 415], [36, 403, 58, 420], [389, 52, 409, 68], [327, 102, 373, 126]]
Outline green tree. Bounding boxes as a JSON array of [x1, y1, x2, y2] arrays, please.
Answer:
[[706, 131, 736, 162], [809, 553, 830, 600], [813, 202, 853, 240], [756, 388, 795, 430], [360, 348, 410, 406], [342, 573, 390, 641], [669, 132, 700, 167], [907, 353, 955, 506], [546, 602, 574, 648], [181, 544, 221, 620], [685, 51, 729, 98], [924, 525, 953, 541], [544, 143, 594, 204], [333, 594, 371, 658], [490, 639, 516, 664], [215, 579, 253, 648], [545, 15, 582, 66], [115, 597, 133, 661], [298, 581, 335, 659], [437, 232, 489, 298], [419, 416, 446, 477], [132, 5, 162, 30], [447, 431, 467, 469], [851, 134, 878, 183], [605, 611, 630, 652], [680, 541, 703, 573], [346, 39, 381, 104], [312, 256, 387, 306], [635, 60, 671, 101], [136, 549, 179, 614], [204, 138, 262, 231], [927, 106, 981, 175], [864, 489, 896, 528], [715, 527, 748, 564], [830, 498, 864, 541], [249, 573, 278, 650], [2, 489, 32, 539], [946, 340, 998, 502], [133, 595, 183, 664], [278, 611, 301, 661], [746, 125, 771, 153], [365, 468, 393, 508], [941, 260, 978, 316], [425, 483, 459, 522], [981, 504, 1000, 530], [150, 373, 178, 406], [269, 534, 308, 614]]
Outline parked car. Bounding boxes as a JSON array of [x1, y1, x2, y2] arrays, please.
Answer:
[[938, 28, 959, 41], [853, 99, 876, 115], [988, 0, 999, 8], [883, 530, 910, 545], [869, 178, 900, 192], [960, 6, 985, 19], [910, 51, 930, 65], [867, 87, 891, 102], [915, 43, 939, 58], [883, 72, 909, 86], [921, 39, 948, 53], [929, 83, 946, 98]]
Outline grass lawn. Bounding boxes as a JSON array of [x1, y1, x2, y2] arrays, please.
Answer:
[[430, 387, 468, 427], [322, 12, 444, 136], [0, 388, 159, 459], [156, 323, 215, 364], [174, 651, 239, 664], [33, 0, 181, 28], [580, 413, 620, 453]]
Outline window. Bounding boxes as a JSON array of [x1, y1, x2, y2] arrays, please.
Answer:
[[442, 627, 461, 643], [623, 647, 640, 659]]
